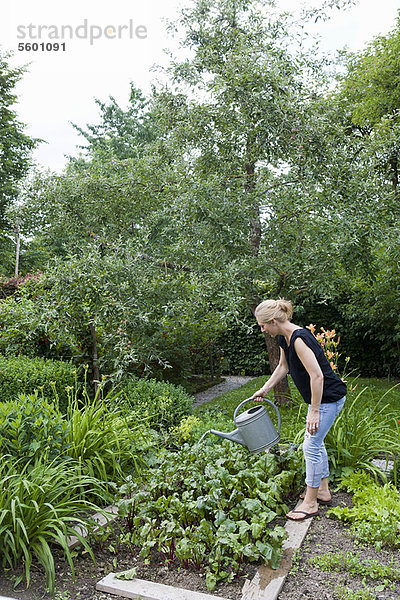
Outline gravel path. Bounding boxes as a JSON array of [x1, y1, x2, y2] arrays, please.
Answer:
[[193, 375, 256, 407]]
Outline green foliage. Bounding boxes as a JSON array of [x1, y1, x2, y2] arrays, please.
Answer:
[[0, 354, 78, 413], [0, 380, 152, 480], [0, 291, 75, 361], [65, 386, 151, 482], [121, 378, 194, 431], [338, 16, 400, 128], [116, 443, 301, 589], [71, 83, 158, 160], [309, 550, 400, 584], [334, 586, 378, 600], [0, 52, 36, 230], [169, 415, 203, 444], [328, 470, 400, 549], [217, 315, 269, 375], [0, 392, 68, 462], [0, 456, 105, 593]]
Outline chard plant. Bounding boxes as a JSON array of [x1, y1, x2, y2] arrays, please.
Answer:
[[116, 443, 301, 591]]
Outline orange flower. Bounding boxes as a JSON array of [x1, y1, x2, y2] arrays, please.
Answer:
[[306, 323, 316, 334], [330, 361, 337, 371]]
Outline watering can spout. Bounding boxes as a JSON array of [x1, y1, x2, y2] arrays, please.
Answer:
[[209, 428, 246, 446]]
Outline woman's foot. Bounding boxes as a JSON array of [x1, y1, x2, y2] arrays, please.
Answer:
[[287, 500, 319, 521], [299, 489, 331, 504]]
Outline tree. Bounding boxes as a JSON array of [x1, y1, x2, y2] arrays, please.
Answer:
[[70, 83, 158, 161], [0, 52, 38, 276], [143, 0, 369, 402], [336, 13, 400, 193], [14, 151, 226, 386], [324, 13, 400, 377], [0, 52, 37, 227]]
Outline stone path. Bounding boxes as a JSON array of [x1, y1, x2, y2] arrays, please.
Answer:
[[193, 375, 257, 407]]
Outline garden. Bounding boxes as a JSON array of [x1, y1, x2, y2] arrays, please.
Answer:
[[1, 0, 400, 598], [0, 342, 399, 599]]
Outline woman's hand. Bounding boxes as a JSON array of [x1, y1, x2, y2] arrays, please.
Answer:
[[250, 388, 267, 401], [307, 408, 320, 434]]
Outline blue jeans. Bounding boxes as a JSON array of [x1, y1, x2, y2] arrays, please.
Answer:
[[303, 396, 346, 488]]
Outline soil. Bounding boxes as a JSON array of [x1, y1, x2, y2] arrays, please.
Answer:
[[1, 490, 399, 600]]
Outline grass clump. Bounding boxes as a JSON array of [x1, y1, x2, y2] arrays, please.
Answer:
[[0, 456, 106, 593]]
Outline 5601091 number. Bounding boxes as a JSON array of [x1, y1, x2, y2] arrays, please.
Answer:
[[18, 42, 66, 51]]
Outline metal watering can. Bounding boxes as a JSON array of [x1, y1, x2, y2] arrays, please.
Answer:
[[201, 397, 281, 454]]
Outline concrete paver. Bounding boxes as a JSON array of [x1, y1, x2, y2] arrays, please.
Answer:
[[96, 574, 230, 600]]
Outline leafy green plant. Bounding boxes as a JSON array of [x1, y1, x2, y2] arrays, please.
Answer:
[[0, 391, 69, 463], [116, 443, 301, 590], [325, 386, 400, 478], [334, 586, 377, 600], [120, 378, 194, 431], [0, 456, 105, 593], [328, 470, 400, 549], [169, 415, 203, 444], [309, 550, 400, 585], [65, 385, 151, 482], [290, 385, 400, 478]]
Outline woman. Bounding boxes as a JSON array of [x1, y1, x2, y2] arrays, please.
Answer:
[[251, 298, 346, 521]]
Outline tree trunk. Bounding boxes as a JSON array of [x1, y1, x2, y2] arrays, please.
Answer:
[[246, 151, 291, 405], [262, 331, 291, 405], [250, 301, 291, 405], [89, 323, 100, 395], [389, 151, 398, 192], [14, 224, 20, 277]]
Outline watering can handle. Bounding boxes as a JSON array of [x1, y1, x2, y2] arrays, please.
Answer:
[[233, 397, 281, 434]]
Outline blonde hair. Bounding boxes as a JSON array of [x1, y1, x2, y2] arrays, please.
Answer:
[[255, 298, 293, 323]]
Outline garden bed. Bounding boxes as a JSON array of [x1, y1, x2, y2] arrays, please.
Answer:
[[1, 491, 400, 600], [0, 515, 257, 600]]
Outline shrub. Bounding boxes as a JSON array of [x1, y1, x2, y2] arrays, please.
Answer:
[[0, 354, 78, 413], [121, 378, 194, 431], [217, 316, 269, 375], [0, 392, 68, 463], [0, 293, 75, 361]]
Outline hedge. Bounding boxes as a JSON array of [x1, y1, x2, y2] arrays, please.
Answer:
[[0, 355, 78, 413]]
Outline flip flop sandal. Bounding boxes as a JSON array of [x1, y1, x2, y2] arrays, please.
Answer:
[[287, 510, 319, 521]]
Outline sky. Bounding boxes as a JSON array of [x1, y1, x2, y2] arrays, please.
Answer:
[[1, 0, 399, 173]]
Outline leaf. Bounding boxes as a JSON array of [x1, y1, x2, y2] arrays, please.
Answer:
[[115, 567, 138, 580], [206, 572, 217, 591]]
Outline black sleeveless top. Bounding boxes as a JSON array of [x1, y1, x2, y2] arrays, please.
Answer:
[[278, 329, 347, 404]]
